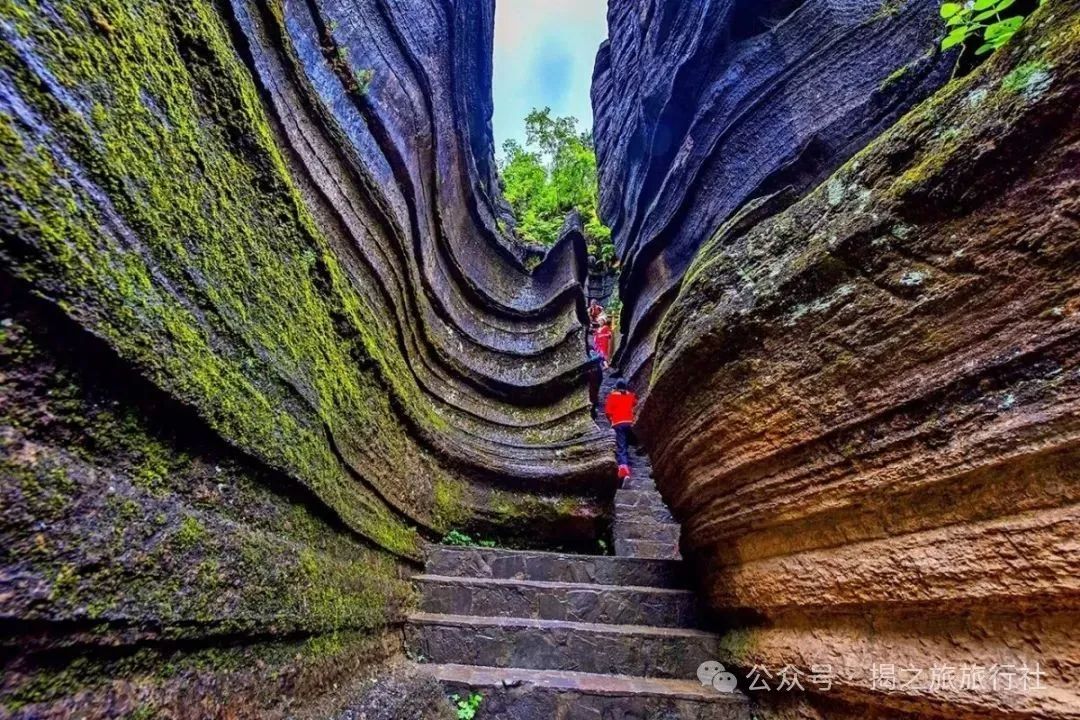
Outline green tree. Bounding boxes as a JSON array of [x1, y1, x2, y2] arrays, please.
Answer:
[[499, 108, 614, 264]]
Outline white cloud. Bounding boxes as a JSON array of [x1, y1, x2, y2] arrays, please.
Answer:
[[492, 0, 609, 152]]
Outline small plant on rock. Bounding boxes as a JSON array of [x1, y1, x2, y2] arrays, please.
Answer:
[[355, 68, 374, 95], [940, 0, 1043, 59], [451, 692, 483, 720], [442, 529, 498, 548], [442, 529, 473, 546]]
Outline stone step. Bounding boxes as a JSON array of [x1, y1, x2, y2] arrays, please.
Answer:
[[615, 488, 667, 506], [614, 520, 681, 544], [422, 663, 750, 720], [615, 490, 675, 523], [616, 503, 675, 524], [621, 474, 657, 488], [415, 574, 698, 628], [406, 612, 717, 679], [615, 537, 682, 560], [424, 545, 686, 588]]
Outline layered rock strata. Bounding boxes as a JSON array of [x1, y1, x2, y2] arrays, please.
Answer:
[[0, 0, 607, 715], [592, 0, 953, 381], [639, 5, 1080, 718]]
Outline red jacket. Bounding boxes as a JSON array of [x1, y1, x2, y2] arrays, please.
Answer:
[[594, 326, 612, 359], [605, 390, 636, 426]]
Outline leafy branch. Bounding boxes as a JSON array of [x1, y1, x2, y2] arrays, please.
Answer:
[[941, 0, 1044, 60]]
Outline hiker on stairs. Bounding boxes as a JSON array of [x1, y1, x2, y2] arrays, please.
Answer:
[[594, 317, 613, 367], [588, 298, 605, 329], [604, 379, 637, 481]]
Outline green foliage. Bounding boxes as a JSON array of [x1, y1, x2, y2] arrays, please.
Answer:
[[451, 692, 483, 720], [441, 529, 496, 548], [355, 68, 374, 95], [498, 108, 615, 266], [940, 0, 1043, 59], [442, 529, 475, 546]]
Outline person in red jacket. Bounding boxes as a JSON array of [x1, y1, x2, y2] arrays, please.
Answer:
[[593, 318, 613, 367], [604, 379, 636, 480], [588, 299, 605, 329]]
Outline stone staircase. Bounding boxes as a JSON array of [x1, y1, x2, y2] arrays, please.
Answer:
[[613, 440, 683, 560], [599, 373, 683, 560], [406, 546, 749, 718]]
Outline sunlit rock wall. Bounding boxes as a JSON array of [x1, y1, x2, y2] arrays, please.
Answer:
[[592, 0, 952, 381], [0, 0, 606, 715], [639, 4, 1080, 718]]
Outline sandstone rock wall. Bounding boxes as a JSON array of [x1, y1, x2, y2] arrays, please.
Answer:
[[0, 0, 607, 715], [592, 0, 952, 381], [638, 4, 1080, 717]]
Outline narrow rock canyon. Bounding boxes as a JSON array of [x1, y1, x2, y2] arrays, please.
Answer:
[[1, 0, 1077, 718]]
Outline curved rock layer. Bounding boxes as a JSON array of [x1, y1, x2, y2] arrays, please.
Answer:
[[592, 0, 952, 381], [640, 5, 1080, 719], [0, 0, 608, 715]]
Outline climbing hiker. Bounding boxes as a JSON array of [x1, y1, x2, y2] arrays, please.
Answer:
[[586, 350, 604, 421], [588, 298, 605, 329], [594, 318, 613, 367], [604, 379, 636, 480]]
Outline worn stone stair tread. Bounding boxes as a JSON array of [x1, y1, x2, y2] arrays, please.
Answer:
[[413, 573, 693, 595], [615, 504, 675, 523], [615, 488, 667, 504], [407, 611, 715, 638], [422, 663, 748, 704], [614, 519, 681, 542], [406, 612, 718, 677], [416, 572, 698, 627], [615, 538, 682, 560], [424, 545, 686, 586]]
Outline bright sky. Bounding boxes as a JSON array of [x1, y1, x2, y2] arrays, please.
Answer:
[[492, 0, 609, 157]]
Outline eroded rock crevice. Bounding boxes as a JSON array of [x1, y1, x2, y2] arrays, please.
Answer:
[[1, 0, 1078, 718], [0, 0, 606, 715], [624, 3, 1080, 718]]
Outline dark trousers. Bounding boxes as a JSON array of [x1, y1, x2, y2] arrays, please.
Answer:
[[588, 371, 601, 418], [614, 424, 633, 467]]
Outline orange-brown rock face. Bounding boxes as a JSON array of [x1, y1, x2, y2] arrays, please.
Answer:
[[638, 5, 1080, 718]]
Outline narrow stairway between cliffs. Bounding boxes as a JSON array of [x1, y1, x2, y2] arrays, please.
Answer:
[[404, 376, 750, 717]]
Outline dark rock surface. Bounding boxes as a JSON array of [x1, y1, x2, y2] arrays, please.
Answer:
[[425, 545, 687, 586], [325, 661, 454, 720], [406, 612, 718, 678], [0, 0, 606, 715], [592, 0, 952, 381], [416, 573, 699, 627], [638, 5, 1080, 719]]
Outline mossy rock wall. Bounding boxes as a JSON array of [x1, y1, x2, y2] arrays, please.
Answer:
[[0, 0, 610, 715], [639, 4, 1080, 719]]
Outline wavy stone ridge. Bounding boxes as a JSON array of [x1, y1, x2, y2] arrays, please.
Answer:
[[592, 0, 952, 381], [639, 5, 1080, 719], [0, 0, 608, 716]]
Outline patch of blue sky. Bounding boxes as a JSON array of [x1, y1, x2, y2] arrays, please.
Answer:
[[492, 0, 609, 157]]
